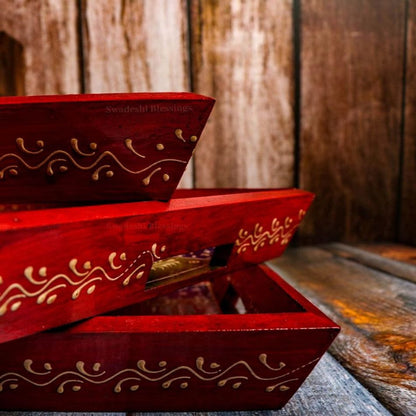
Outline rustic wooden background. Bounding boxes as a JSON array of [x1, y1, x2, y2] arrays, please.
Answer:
[[0, 0, 414, 245]]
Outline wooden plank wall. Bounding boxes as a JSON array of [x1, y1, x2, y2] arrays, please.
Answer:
[[190, 0, 294, 188], [401, 0, 416, 246], [0, 0, 414, 244], [299, 0, 406, 243]]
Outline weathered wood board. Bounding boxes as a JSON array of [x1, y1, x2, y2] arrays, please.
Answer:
[[0, 32, 25, 96], [0, 354, 391, 416], [0, 0, 80, 95], [132, 354, 392, 416], [1, 0, 414, 238], [299, 0, 406, 243], [355, 243, 416, 266], [191, 0, 295, 189], [270, 245, 416, 416], [400, 0, 416, 245]]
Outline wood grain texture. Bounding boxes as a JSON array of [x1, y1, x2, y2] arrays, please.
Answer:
[[277, 352, 391, 416], [0, 337, 391, 416], [299, 0, 406, 243], [0, 0, 79, 95], [323, 243, 416, 284], [355, 243, 416, 266], [0, 355, 391, 415], [400, 0, 416, 245], [270, 245, 416, 416], [130, 354, 391, 416], [0, 413, 123, 416], [81, 0, 193, 186], [191, 0, 294, 188]]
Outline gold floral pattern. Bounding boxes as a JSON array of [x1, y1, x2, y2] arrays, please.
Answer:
[[0, 129, 197, 185], [0, 243, 166, 316], [0, 354, 318, 394], [235, 209, 306, 254]]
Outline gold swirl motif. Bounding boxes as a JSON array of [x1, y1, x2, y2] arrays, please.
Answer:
[[70, 138, 96, 157], [0, 354, 319, 394], [0, 130, 192, 185], [235, 209, 306, 254], [16, 137, 44, 155], [175, 129, 198, 143], [142, 167, 161, 186], [0, 244, 166, 317]]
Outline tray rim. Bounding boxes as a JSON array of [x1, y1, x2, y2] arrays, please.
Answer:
[[0, 188, 314, 231], [60, 264, 340, 336], [0, 91, 215, 106]]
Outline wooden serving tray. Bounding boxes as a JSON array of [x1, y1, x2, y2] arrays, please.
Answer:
[[0, 265, 339, 412], [0, 92, 214, 203], [0, 188, 313, 343]]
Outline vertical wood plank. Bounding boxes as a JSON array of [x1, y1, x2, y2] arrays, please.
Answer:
[[81, 0, 193, 187], [191, 0, 295, 188], [0, 0, 80, 95], [400, 0, 416, 245], [81, 0, 189, 93], [299, 0, 406, 243]]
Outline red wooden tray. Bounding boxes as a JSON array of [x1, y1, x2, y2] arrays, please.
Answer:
[[0, 265, 339, 412], [0, 92, 214, 203], [0, 188, 313, 343]]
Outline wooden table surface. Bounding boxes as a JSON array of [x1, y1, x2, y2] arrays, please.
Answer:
[[1, 243, 415, 416]]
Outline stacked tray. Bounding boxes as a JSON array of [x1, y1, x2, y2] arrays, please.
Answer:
[[0, 93, 339, 411]]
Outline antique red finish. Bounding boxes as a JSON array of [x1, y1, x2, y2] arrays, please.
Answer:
[[0, 188, 313, 343], [0, 92, 214, 203], [0, 265, 339, 412], [0, 92, 338, 412]]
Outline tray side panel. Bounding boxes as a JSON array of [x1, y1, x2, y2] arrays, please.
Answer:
[[0, 95, 214, 203], [0, 264, 339, 411], [0, 327, 337, 411]]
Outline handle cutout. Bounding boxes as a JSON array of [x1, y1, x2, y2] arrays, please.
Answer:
[[146, 244, 234, 290]]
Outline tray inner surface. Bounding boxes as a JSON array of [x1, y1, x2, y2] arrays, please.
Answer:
[[110, 265, 305, 317]]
